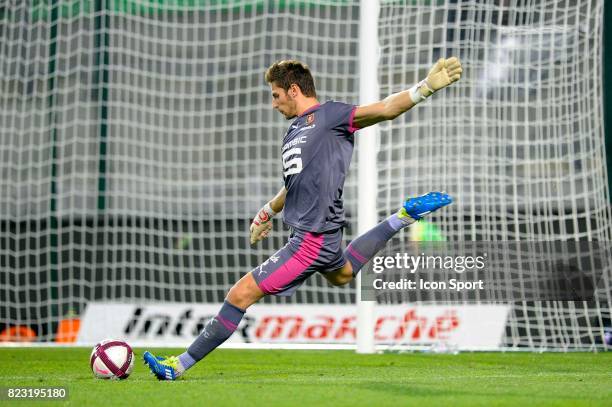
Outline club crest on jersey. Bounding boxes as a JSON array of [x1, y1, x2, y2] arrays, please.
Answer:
[[306, 113, 315, 125]]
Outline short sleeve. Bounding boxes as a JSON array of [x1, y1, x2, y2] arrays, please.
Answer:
[[327, 101, 358, 134]]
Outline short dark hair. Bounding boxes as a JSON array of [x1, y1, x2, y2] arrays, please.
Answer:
[[265, 60, 317, 98]]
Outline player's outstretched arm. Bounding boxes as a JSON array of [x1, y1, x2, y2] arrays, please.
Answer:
[[249, 187, 287, 245], [352, 57, 462, 129]]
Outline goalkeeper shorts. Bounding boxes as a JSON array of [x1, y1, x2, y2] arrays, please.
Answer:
[[252, 226, 346, 296]]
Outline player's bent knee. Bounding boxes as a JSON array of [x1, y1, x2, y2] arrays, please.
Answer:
[[325, 264, 354, 286], [329, 275, 352, 286], [226, 272, 265, 310]]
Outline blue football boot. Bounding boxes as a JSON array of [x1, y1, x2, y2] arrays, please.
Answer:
[[401, 192, 452, 220], [143, 351, 181, 381]]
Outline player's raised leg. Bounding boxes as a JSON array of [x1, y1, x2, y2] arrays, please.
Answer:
[[325, 192, 452, 285], [143, 272, 264, 380], [347, 191, 452, 275], [346, 191, 452, 275]]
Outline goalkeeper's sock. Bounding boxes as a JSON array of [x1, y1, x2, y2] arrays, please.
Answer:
[[344, 212, 413, 276], [179, 300, 245, 370], [176, 353, 194, 375]]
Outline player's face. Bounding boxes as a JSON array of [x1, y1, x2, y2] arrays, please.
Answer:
[[270, 84, 297, 120]]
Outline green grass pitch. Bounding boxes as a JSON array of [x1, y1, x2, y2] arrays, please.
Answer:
[[1, 348, 611, 406]]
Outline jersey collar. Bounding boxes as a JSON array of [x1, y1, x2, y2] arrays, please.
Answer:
[[297, 103, 321, 118]]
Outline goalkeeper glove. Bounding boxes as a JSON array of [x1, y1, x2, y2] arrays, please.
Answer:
[[409, 56, 462, 104], [250, 203, 277, 245]]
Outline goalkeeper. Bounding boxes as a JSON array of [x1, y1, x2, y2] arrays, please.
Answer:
[[144, 57, 462, 379]]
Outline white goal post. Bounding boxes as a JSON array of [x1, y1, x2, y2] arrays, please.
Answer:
[[356, 0, 379, 354]]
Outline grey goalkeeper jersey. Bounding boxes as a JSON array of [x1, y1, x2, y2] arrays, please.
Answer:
[[281, 101, 358, 233]]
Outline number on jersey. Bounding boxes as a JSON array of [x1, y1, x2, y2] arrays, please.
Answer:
[[282, 148, 302, 177]]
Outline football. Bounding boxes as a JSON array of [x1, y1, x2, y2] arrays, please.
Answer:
[[90, 339, 135, 380]]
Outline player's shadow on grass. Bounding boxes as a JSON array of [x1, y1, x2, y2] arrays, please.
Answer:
[[355, 382, 586, 402], [356, 382, 469, 398]]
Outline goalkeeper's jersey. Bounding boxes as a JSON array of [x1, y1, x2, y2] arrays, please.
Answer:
[[281, 101, 357, 233]]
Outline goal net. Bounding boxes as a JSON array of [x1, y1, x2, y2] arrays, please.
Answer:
[[0, 0, 610, 350], [374, 0, 611, 351]]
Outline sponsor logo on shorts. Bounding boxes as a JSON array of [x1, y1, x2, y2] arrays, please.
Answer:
[[258, 254, 280, 275]]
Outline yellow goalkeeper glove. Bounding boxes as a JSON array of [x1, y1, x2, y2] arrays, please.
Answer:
[[249, 203, 276, 245], [410, 57, 463, 102]]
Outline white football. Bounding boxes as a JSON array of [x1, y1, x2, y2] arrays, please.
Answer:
[[90, 339, 134, 380]]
